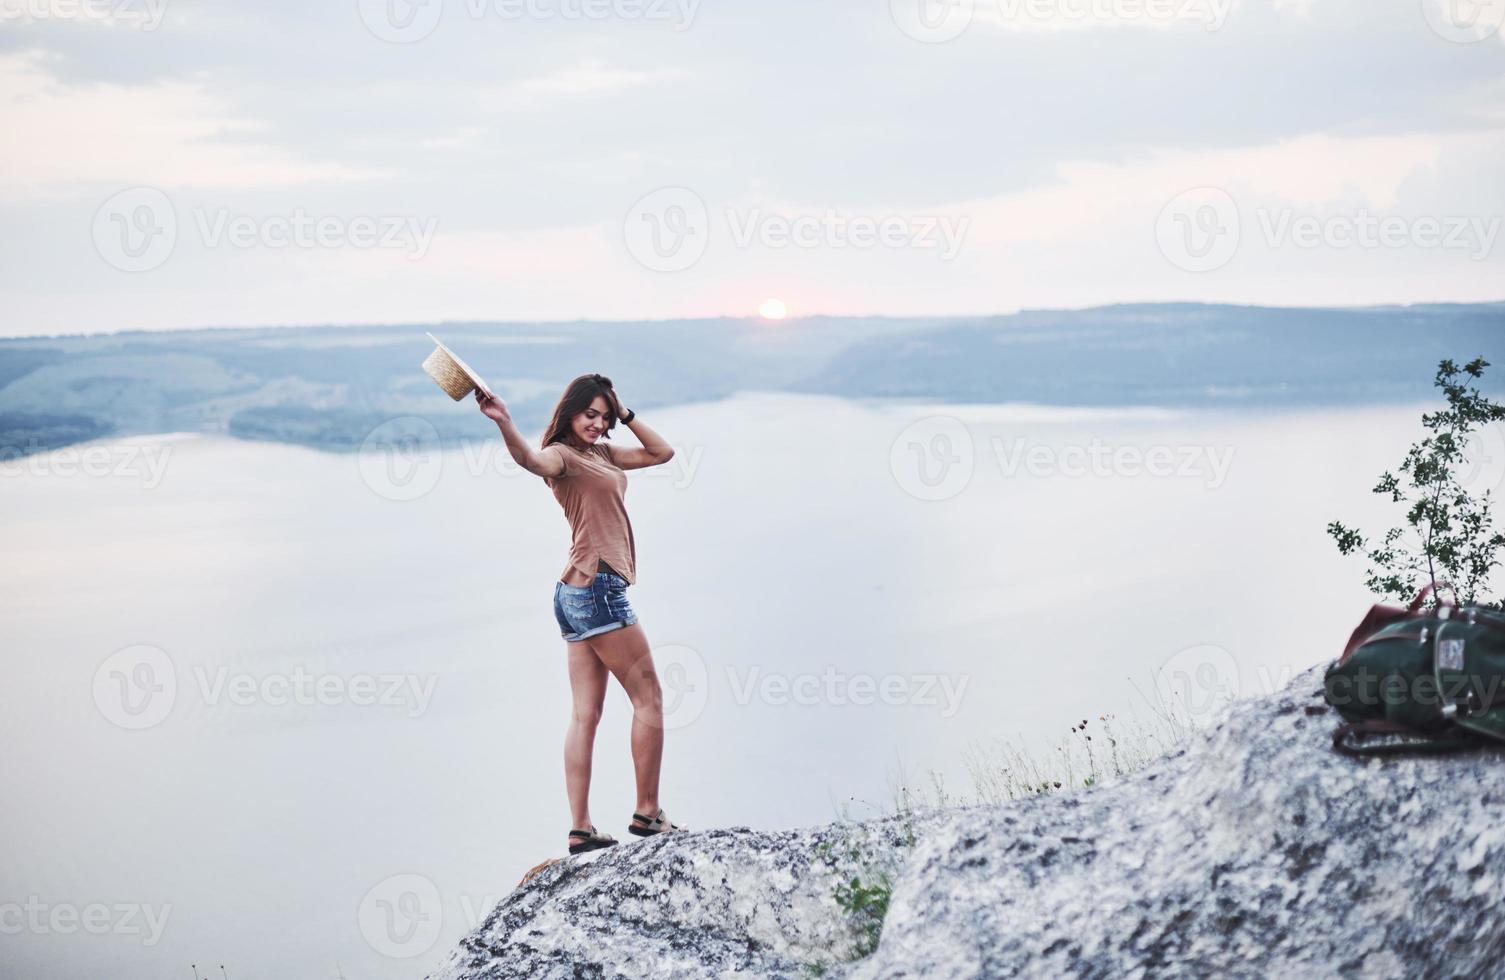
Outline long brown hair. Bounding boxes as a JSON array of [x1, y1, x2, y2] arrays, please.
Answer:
[[540, 373, 619, 450]]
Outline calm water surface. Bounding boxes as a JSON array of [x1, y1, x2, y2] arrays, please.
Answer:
[[0, 392, 1456, 979]]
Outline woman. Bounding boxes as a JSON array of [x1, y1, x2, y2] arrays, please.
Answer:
[[474, 373, 685, 856]]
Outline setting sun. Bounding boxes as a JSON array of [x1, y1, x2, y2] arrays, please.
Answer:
[[758, 298, 788, 320]]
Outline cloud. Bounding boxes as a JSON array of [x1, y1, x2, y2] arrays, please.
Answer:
[[954, 130, 1457, 249], [0, 0, 1499, 334], [1269, 0, 1321, 16], [511, 61, 690, 97], [0, 50, 387, 201], [445, 60, 693, 111]]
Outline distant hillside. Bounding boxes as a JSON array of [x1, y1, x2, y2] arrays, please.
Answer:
[[798, 303, 1505, 407], [1, 303, 1501, 457]]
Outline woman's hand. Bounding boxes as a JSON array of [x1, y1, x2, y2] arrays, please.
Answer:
[[474, 386, 510, 424], [607, 388, 631, 422]]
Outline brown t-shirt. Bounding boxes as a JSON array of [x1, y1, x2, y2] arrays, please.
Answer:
[[542, 441, 637, 586]]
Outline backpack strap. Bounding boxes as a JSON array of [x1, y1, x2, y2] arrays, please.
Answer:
[[1332, 719, 1477, 756], [1339, 581, 1462, 664]]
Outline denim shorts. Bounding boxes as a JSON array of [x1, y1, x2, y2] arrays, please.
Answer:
[[554, 570, 638, 642]]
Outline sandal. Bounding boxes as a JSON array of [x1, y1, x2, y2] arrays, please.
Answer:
[[567, 825, 618, 855], [628, 807, 686, 837]]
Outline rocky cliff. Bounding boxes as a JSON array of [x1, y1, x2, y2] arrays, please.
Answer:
[[427, 666, 1505, 979]]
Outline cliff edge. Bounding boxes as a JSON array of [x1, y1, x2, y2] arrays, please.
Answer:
[[428, 666, 1505, 979]]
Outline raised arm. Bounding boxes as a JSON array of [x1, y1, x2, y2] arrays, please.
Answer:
[[474, 387, 563, 478], [603, 388, 674, 471]]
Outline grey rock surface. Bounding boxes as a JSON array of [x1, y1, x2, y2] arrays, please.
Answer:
[[429, 667, 1505, 979]]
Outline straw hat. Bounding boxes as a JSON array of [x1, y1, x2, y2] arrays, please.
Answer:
[[421, 332, 490, 400]]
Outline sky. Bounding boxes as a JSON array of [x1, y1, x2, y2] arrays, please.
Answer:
[[1, 0, 1503, 337]]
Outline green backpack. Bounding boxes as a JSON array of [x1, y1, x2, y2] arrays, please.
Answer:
[[1324, 587, 1505, 755]]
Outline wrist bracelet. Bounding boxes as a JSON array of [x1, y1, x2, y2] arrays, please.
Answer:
[[620, 408, 636, 424]]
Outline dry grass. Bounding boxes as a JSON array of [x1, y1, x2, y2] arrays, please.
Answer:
[[878, 690, 1206, 816]]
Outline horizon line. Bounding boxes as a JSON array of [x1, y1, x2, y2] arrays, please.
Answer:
[[6, 296, 1505, 343]]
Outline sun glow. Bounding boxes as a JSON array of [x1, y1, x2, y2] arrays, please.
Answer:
[[758, 298, 788, 320]]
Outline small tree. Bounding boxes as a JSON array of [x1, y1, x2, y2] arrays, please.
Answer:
[[1328, 356, 1505, 609]]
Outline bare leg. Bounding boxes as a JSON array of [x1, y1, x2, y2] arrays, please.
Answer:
[[564, 640, 609, 848], [585, 623, 664, 816]]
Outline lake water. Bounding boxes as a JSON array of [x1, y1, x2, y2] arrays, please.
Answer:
[[0, 392, 1471, 980]]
